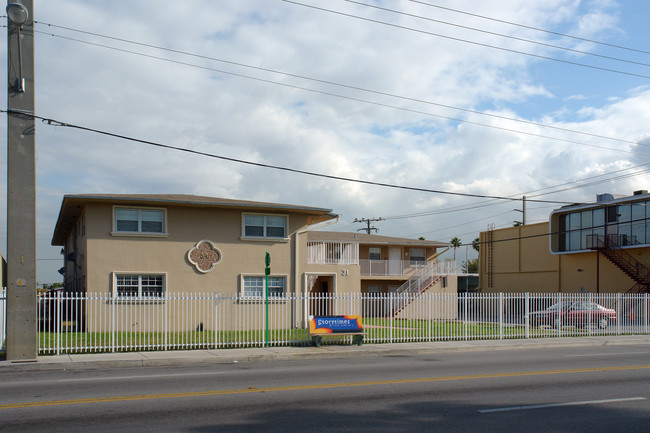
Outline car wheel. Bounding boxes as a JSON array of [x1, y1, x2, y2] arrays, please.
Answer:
[[598, 317, 609, 329]]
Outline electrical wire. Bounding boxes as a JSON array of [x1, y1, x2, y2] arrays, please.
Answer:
[[282, 0, 650, 79], [384, 163, 650, 221], [33, 21, 641, 147], [32, 31, 650, 156], [403, 209, 517, 237], [345, 0, 650, 68], [408, 0, 650, 56], [2, 108, 580, 204]]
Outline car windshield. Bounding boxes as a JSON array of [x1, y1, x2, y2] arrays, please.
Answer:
[[545, 302, 573, 311]]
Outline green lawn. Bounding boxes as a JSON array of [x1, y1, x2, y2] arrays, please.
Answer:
[[36, 319, 595, 355]]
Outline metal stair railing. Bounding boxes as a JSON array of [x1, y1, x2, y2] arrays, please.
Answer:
[[587, 234, 650, 291], [389, 262, 441, 317]]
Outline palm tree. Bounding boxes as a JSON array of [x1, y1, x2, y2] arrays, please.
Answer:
[[472, 237, 480, 252], [450, 237, 462, 261]]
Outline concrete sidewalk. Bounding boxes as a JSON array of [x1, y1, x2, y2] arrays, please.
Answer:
[[2, 335, 650, 371]]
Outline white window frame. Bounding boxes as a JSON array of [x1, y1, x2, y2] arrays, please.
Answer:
[[112, 272, 166, 300], [241, 213, 289, 241], [240, 274, 287, 299], [112, 206, 168, 237]]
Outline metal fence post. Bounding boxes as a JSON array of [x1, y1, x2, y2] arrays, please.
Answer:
[[164, 292, 169, 351], [56, 291, 61, 355], [587, 292, 594, 336], [110, 292, 115, 353], [617, 292, 621, 335], [428, 291, 432, 342], [390, 293, 394, 344], [557, 292, 562, 338], [463, 292, 469, 341], [643, 293, 650, 334], [499, 292, 504, 340], [525, 292, 529, 339]]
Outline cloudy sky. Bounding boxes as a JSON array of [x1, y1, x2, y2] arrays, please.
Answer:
[[2, 0, 650, 283]]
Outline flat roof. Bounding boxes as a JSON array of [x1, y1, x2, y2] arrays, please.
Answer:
[[551, 191, 650, 216], [52, 194, 337, 245]]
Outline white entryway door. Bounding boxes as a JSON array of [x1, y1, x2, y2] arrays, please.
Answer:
[[388, 247, 401, 275]]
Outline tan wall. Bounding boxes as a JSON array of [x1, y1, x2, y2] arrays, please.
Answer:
[[479, 222, 647, 293], [396, 275, 458, 320], [360, 280, 404, 293], [303, 262, 361, 293], [84, 203, 311, 294]]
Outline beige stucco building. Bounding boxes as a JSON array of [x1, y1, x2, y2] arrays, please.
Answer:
[[51, 194, 455, 330], [479, 191, 650, 294]]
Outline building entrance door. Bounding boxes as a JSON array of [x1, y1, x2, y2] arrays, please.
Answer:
[[388, 247, 401, 275], [309, 276, 333, 316]]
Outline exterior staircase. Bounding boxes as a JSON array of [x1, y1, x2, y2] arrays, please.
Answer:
[[387, 262, 442, 317], [587, 234, 650, 293]]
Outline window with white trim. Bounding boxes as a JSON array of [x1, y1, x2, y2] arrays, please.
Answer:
[[369, 247, 381, 260], [115, 207, 165, 234], [242, 275, 286, 298], [243, 214, 287, 238], [115, 274, 165, 299]]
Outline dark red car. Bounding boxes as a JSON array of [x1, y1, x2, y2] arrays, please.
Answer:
[[528, 301, 616, 329]]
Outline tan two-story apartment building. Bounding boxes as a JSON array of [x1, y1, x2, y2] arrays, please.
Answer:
[[52, 194, 455, 331]]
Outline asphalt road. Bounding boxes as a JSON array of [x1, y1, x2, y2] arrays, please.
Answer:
[[1, 345, 649, 432]]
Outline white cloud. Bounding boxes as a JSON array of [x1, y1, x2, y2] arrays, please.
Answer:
[[2, 0, 648, 280]]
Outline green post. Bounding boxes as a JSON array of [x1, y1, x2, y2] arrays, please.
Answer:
[[265, 252, 271, 347]]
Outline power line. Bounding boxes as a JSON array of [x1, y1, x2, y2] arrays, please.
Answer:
[[402, 209, 516, 238], [3, 109, 580, 204], [476, 229, 560, 245], [346, 0, 650, 68], [385, 163, 650, 221], [408, 0, 650, 56], [529, 168, 650, 198], [33, 22, 642, 148], [282, 0, 650, 79]]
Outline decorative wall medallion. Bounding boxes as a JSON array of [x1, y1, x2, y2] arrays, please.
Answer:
[[187, 240, 222, 273]]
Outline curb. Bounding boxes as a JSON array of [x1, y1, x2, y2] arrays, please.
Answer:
[[2, 336, 650, 371]]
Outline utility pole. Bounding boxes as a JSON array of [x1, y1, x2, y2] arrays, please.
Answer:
[[354, 217, 383, 234], [6, 0, 37, 360], [513, 196, 527, 226]]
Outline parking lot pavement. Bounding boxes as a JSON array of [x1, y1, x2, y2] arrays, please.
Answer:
[[2, 335, 650, 371]]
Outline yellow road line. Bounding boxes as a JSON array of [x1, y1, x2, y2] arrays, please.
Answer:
[[2, 364, 649, 410]]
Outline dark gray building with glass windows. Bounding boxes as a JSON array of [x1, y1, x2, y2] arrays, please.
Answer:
[[550, 191, 650, 254]]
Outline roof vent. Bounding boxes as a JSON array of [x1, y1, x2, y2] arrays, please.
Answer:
[[633, 190, 648, 196], [597, 193, 615, 203]]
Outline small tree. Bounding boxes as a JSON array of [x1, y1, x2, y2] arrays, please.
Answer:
[[462, 258, 479, 273], [472, 237, 480, 252]]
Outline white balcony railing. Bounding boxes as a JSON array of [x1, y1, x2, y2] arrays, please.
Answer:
[[307, 241, 359, 265], [360, 259, 425, 276], [360, 260, 457, 276]]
